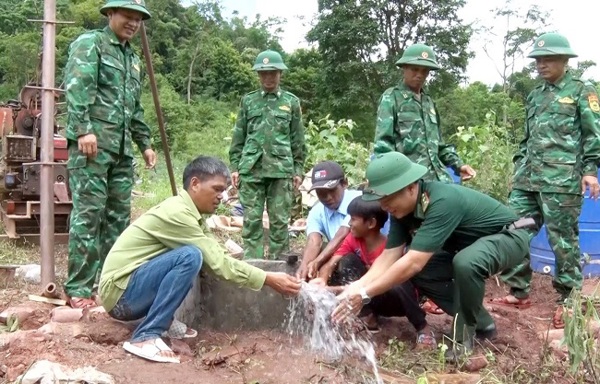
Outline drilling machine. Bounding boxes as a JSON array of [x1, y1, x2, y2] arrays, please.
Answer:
[[0, 84, 72, 240]]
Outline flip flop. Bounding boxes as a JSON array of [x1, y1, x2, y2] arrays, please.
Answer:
[[421, 299, 445, 315], [163, 319, 198, 339], [68, 297, 97, 309], [488, 296, 532, 309], [123, 338, 180, 364]]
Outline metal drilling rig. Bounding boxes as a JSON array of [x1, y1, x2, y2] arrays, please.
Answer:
[[0, 83, 72, 241]]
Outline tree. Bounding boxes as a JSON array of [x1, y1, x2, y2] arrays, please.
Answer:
[[307, 0, 473, 143], [571, 60, 597, 80], [284, 48, 324, 122], [436, 81, 525, 144], [481, 0, 550, 94], [479, 0, 550, 127]]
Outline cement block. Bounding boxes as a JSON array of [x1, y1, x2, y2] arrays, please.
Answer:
[[179, 259, 297, 332]]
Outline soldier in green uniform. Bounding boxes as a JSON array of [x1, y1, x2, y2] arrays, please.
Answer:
[[63, 0, 157, 309], [373, 44, 476, 314], [331, 152, 537, 361], [229, 50, 306, 260], [373, 43, 476, 182], [490, 33, 600, 328]]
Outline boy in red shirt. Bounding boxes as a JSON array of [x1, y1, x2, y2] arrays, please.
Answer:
[[311, 197, 434, 346]]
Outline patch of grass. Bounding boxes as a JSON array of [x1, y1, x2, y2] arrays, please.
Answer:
[[132, 156, 186, 212], [563, 286, 600, 383], [0, 240, 39, 265]]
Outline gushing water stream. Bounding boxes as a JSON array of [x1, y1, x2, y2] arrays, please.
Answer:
[[286, 282, 383, 384]]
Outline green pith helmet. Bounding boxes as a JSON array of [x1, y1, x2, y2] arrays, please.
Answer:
[[362, 152, 428, 201], [395, 43, 441, 70], [252, 50, 288, 71], [528, 33, 577, 58], [100, 0, 152, 20]]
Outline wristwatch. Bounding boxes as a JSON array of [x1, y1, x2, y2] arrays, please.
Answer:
[[359, 287, 371, 305]]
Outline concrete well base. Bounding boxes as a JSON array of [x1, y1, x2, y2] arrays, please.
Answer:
[[175, 259, 298, 332]]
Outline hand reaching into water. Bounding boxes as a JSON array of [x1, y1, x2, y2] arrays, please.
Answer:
[[264, 272, 302, 296]]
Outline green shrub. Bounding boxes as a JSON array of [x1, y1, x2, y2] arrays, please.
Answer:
[[451, 112, 519, 203]]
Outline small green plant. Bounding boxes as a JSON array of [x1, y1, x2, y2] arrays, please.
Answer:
[[0, 313, 19, 333], [304, 116, 371, 188], [563, 287, 600, 383], [451, 111, 518, 203], [436, 343, 448, 372]]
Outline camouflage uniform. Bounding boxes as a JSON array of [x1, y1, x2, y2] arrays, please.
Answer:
[[229, 86, 305, 260], [373, 44, 464, 183], [502, 52, 600, 299], [64, 24, 152, 298]]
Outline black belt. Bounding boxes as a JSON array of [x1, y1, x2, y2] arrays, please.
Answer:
[[505, 217, 538, 231]]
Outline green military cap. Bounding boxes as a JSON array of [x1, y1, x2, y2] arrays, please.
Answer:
[[395, 43, 441, 70], [252, 50, 288, 71], [528, 33, 577, 58], [362, 152, 428, 201], [100, 0, 152, 20]]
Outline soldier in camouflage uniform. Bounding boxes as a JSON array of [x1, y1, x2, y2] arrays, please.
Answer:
[[229, 50, 306, 260], [63, 0, 157, 309], [373, 43, 475, 315], [491, 33, 600, 328], [373, 43, 476, 182]]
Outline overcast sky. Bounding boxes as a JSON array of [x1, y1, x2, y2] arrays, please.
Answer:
[[214, 0, 600, 85]]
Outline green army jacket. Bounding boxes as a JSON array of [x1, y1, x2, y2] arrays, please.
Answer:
[[513, 72, 600, 193], [386, 181, 521, 255], [64, 26, 152, 158], [373, 83, 463, 183], [229, 88, 306, 178]]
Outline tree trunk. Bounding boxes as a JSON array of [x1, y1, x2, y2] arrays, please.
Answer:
[[187, 45, 200, 105]]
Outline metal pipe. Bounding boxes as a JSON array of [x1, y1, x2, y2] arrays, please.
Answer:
[[39, 0, 57, 286], [139, 23, 177, 196], [42, 282, 58, 299]]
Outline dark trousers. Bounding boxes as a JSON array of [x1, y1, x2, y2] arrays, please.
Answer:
[[411, 228, 530, 342], [330, 253, 427, 331]]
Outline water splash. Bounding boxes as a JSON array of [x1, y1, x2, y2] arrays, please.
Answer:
[[286, 282, 383, 384]]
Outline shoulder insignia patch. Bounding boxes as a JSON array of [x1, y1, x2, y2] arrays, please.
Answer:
[[589, 94, 600, 113], [279, 105, 291, 112], [558, 96, 574, 104], [421, 192, 430, 213]]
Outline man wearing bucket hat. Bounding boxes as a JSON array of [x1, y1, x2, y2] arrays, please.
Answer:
[[331, 152, 538, 361], [373, 43, 476, 183], [63, 0, 156, 309], [229, 50, 306, 260], [490, 33, 600, 328]]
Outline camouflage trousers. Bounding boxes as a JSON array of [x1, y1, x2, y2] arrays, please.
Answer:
[[64, 145, 133, 298], [238, 176, 293, 260], [500, 189, 583, 300]]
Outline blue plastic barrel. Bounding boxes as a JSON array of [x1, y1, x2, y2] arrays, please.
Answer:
[[530, 170, 600, 277]]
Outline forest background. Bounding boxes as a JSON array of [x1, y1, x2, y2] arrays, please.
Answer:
[[1, 0, 599, 206]]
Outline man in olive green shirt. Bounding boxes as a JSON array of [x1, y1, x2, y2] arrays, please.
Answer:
[[100, 156, 301, 364], [331, 152, 536, 362]]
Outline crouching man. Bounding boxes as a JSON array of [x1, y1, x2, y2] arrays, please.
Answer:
[[332, 152, 536, 362], [99, 156, 301, 364]]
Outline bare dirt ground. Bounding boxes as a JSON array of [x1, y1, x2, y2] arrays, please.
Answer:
[[1, 237, 598, 384]]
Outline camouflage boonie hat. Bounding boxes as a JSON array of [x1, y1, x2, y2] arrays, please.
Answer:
[[362, 152, 428, 201], [100, 0, 152, 20], [252, 50, 288, 71], [528, 33, 577, 58], [395, 43, 441, 70]]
